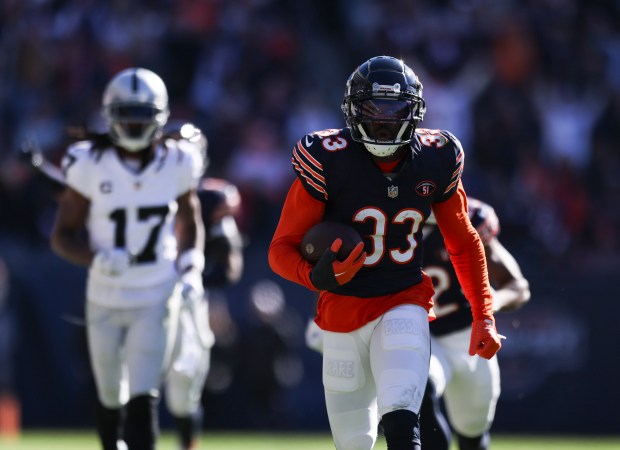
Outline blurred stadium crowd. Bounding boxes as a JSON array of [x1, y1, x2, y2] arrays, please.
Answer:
[[0, 0, 619, 434], [1, 0, 619, 264]]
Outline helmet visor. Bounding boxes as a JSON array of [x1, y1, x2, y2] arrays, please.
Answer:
[[352, 99, 413, 143], [353, 99, 412, 120], [109, 105, 160, 122]]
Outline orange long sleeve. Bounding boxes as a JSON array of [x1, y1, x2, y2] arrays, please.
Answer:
[[268, 179, 326, 290], [432, 182, 494, 321]]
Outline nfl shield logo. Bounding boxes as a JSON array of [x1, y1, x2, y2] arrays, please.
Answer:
[[387, 185, 399, 198]]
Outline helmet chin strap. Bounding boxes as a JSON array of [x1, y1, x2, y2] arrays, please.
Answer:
[[357, 122, 409, 157], [110, 123, 159, 152], [363, 142, 402, 157]]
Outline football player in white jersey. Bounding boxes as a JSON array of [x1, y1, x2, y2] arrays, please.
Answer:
[[50, 68, 205, 450], [161, 123, 244, 450]]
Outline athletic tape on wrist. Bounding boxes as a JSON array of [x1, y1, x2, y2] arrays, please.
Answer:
[[177, 248, 205, 274]]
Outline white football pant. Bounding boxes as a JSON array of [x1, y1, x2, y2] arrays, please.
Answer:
[[322, 304, 430, 450], [165, 298, 214, 417], [86, 289, 181, 408], [428, 326, 500, 437]]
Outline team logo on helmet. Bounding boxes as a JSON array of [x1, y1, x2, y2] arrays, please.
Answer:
[[372, 82, 401, 95], [415, 180, 435, 196]]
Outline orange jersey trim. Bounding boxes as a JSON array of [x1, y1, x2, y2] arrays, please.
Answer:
[[315, 273, 436, 332]]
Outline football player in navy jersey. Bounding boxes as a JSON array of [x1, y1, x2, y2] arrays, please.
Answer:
[[268, 55, 502, 450], [420, 199, 530, 450]]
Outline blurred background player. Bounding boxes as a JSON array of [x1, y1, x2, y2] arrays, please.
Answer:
[[49, 68, 205, 450], [419, 198, 530, 450], [161, 122, 244, 450], [21, 122, 244, 450]]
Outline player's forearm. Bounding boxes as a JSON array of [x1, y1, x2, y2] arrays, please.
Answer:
[[434, 186, 494, 321], [50, 231, 94, 267], [176, 191, 205, 259], [268, 179, 325, 291], [493, 278, 531, 312], [449, 240, 494, 321], [268, 237, 316, 290]]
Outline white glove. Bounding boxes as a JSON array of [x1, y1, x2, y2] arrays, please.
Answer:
[[180, 269, 204, 305], [305, 319, 324, 354], [92, 249, 131, 277]]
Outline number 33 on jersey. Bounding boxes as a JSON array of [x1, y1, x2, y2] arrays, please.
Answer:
[[292, 127, 463, 298]]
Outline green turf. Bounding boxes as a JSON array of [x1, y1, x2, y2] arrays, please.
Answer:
[[1, 431, 619, 449]]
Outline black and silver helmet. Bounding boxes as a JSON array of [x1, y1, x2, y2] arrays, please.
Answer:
[[342, 56, 426, 157]]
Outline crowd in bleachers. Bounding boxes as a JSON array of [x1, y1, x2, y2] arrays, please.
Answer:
[[1, 0, 619, 266]]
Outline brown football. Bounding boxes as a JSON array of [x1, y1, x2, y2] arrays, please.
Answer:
[[300, 221, 363, 264]]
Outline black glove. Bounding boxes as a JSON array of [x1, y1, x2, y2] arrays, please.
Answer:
[[310, 239, 366, 291]]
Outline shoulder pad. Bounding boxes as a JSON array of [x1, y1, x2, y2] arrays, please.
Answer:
[[414, 128, 463, 154], [62, 140, 97, 171], [468, 198, 500, 243], [199, 178, 241, 214], [66, 139, 95, 155], [291, 128, 350, 201], [414, 128, 464, 197], [165, 139, 203, 180]]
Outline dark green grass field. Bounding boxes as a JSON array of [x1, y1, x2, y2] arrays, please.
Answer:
[[2, 431, 620, 450]]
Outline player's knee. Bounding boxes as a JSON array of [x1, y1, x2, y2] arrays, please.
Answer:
[[334, 431, 376, 450], [166, 384, 190, 417], [377, 372, 422, 414], [166, 372, 203, 417], [167, 393, 200, 418], [381, 409, 421, 449], [329, 408, 378, 450], [98, 386, 123, 409], [453, 413, 492, 437]]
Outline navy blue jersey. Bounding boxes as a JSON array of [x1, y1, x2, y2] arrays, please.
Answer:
[[424, 199, 499, 336], [197, 177, 240, 234], [197, 177, 242, 287], [292, 127, 464, 298]]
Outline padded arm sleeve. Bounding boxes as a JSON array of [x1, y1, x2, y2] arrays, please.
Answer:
[[432, 182, 494, 321], [268, 179, 325, 290]]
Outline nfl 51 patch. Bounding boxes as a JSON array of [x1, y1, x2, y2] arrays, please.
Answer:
[[415, 180, 436, 196]]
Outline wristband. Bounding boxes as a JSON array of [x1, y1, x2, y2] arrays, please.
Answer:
[[177, 248, 205, 274]]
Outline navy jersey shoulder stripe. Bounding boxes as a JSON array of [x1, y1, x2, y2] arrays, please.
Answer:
[[292, 139, 328, 200], [443, 133, 464, 194]]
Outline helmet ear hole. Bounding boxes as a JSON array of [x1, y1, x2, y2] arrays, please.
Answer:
[[102, 68, 170, 152], [342, 56, 425, 157]]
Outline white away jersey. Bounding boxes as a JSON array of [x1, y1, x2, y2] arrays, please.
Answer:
[[62, 140, 202, 307]]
